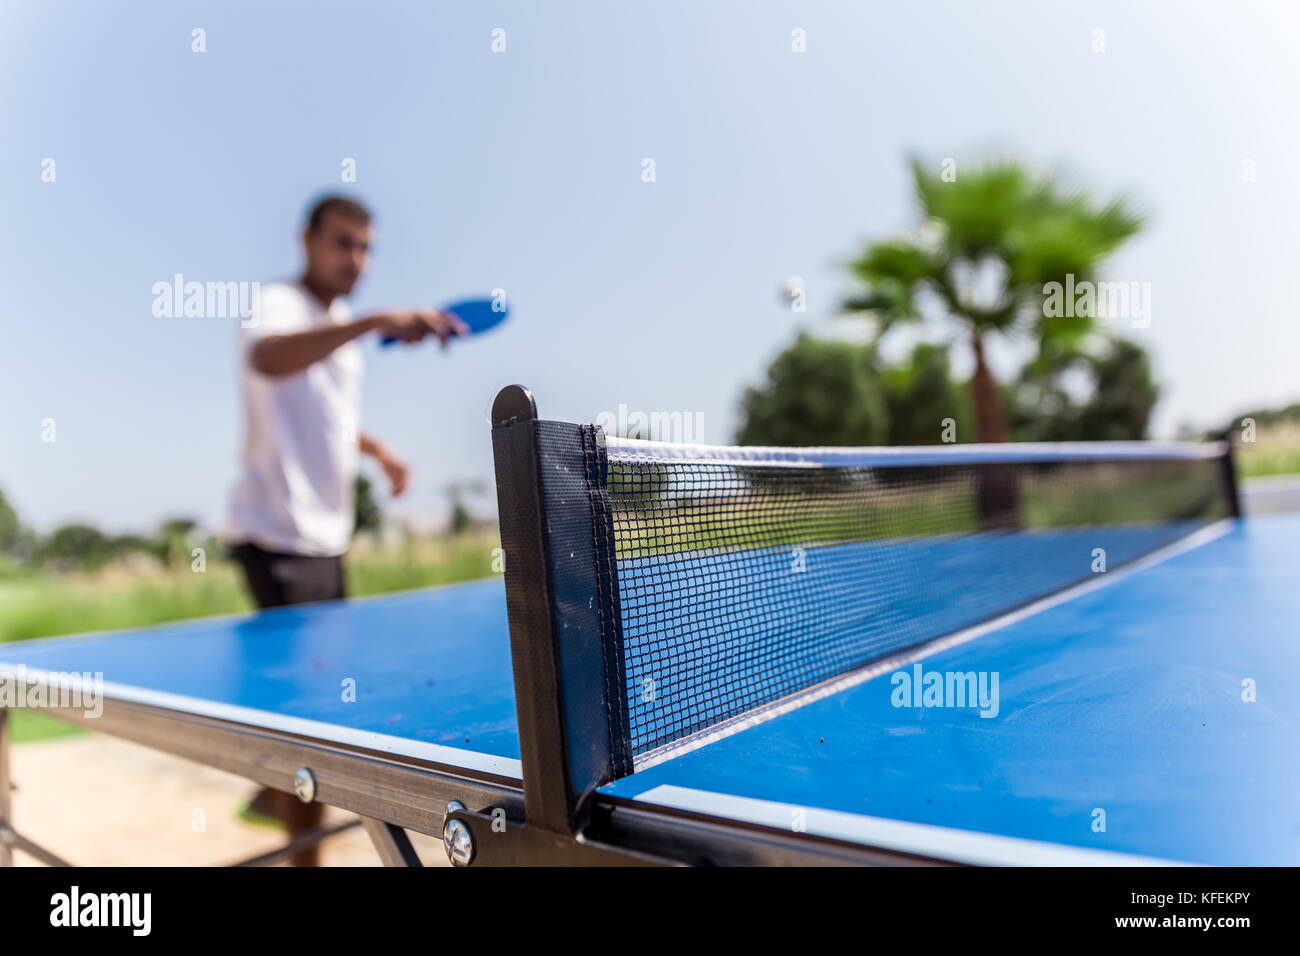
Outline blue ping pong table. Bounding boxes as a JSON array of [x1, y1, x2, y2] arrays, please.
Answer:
[[1, 391, 1297, 866], [0, 512, 1296, 866]]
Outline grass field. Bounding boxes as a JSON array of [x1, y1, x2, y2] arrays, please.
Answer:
[[1235, 420, 1300, 478], [0, 528, 501, 644], [1, 528, 501, 743]]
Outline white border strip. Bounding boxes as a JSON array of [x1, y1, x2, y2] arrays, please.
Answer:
[[626, 785, 1187, 866], [606, 436, 1226, 469], [633, 519, 1235, 772], [0, 666, 523, 781]]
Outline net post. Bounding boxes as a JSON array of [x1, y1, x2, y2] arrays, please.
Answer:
[[1215, 429, 1242, 518], [490, 385, 631, 836], [0, 707, 12, 866]]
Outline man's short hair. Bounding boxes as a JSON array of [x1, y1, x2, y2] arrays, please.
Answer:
[[305, 195, 372, 233]]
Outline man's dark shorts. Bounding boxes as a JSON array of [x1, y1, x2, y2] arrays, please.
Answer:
[[230, 542, 346, 609]]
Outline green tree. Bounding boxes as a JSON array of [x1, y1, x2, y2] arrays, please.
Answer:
[[42, 523, 112, 570], [111, 534, 160, 560], [1222, 402, 1300, 432], [1009, 337, 1158, 442], [736, 333, 888, 446], [736, 336, 974, 447], [0, 489, 18, 555], [881, 343, 974, 445], [446, 481, 487, 534], [153, 517, 198, 566], [354, 474, 381, 535], [844, 159, 1143, 443], [1078, 339, 1158, 439]]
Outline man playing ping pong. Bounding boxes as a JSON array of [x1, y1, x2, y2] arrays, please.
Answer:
[[224, 195, 466, 863]]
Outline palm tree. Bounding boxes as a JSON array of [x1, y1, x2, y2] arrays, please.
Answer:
[[843, 159, 1143, 443]]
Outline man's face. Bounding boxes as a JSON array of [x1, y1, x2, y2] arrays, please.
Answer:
[[302, 210, 372, 297]]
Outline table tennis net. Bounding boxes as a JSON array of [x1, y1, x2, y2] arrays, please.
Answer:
[[596, 436, 1233, 759]]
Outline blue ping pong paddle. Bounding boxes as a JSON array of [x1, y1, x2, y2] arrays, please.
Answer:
[[380, 297, 509, 346]]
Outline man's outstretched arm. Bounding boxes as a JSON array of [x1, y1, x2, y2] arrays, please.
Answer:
[[249, 310, 468, 377]]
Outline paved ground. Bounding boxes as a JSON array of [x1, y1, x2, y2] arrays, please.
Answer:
[[1242, 475, 1300, 515], [6, 734, 447, 866]]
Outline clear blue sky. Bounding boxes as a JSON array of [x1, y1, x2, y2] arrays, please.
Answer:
[[2, 0, 1297, 533]]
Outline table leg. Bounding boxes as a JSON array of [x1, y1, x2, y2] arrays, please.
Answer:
[[360, 817, 424, 867]]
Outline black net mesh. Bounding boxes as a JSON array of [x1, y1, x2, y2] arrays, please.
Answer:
[[603, 444, 1230, 757]]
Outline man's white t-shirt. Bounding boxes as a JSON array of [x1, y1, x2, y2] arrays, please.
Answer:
[[226, 281, 363, 557]]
